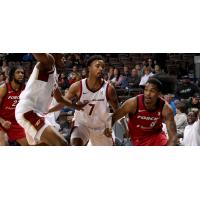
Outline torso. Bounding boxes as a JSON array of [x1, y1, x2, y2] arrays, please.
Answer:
[[128, 94, 167, 145], [74, 78, 110, 129], [19, 65, 58, 114], [0, 82, 24, 122]]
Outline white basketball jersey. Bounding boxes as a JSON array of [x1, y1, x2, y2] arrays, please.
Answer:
[[74, 78, 110, 129], [19, 65, 58, 114]]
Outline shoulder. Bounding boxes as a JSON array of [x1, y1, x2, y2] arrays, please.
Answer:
[[0, 83, 7, 98], [68, 80, 82, 94], [162, 102, 174, 118], [123, 96, 138, 114], [105, 82, 117, 100]]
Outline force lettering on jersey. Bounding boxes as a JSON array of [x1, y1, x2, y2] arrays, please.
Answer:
[[91, 98, 104, 102], [137, 115, 159, 121], [8, 96, 20, 100]]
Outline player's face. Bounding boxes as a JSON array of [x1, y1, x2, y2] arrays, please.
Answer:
[[14, 68, 24, 84], [144, 83, 160, 105], [89, 60, 105, 78]]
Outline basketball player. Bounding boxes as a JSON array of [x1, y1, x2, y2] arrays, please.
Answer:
[[0, 66, 28, 145], [111, 75, 177, 146], [49, 55, 119, 146], [15, 53, 87, 146]]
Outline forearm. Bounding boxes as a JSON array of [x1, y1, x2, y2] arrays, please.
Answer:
[[48, 103, 64, 113], [166, 122, 177, 145], [57, 96, 77, 110]]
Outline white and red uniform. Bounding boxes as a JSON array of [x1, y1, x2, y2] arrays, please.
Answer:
[[15, 65, 58, 145], [71, 78, 114, 146], [0, 82, 25, 142], [128, 94, 167, 146]]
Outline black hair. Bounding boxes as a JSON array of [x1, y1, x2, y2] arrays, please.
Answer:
[[86, 55, 104, 67], [175, 101, 186, 113], [8, 66, 24, 82], [147, 74, 176, 95]]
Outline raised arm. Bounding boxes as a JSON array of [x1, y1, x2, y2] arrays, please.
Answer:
[[162, 103, 177, 145], [32, 53, 55, 71], [49, 81, 84, 112]]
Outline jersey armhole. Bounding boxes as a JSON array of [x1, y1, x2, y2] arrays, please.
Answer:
[[77, 80, 82, 100], [135, 96, 139, 114], [105, 83, 110, 102], [3, 82, 8, 96]]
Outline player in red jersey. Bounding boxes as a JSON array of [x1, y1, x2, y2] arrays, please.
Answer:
[[0, 66, 28, 145], [111, 75, 177, 146]]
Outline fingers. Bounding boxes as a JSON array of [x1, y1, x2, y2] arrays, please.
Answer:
[[104, 128, 112, 137], [3, 121, 11, 129]]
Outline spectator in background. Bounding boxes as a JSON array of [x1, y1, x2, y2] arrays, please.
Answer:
[[81, 68, 88, 79], [107, 66, 114, 81], [123, 65, 131, 78], [0, 71, 6, 85], [185, 92, 200, 113], [154, 65, 165, 75], [127, 68, 140, 89], [68, 65, 81, 86], [147, 58, 154, 69], [0, 60, 9, 78], [174, 101, 188, 144], [111, 68, 127, 88], [139, 66, 154, 87], [68, 72, 81, 86], [135, 64, 143, 78], [176, 75, 199, 100], [182, 110, 200, 146], [58, 73, 69, 91]]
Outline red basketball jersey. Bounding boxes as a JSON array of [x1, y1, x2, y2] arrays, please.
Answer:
[[128, 94, 167, 146], [0, 82, 25, 141]]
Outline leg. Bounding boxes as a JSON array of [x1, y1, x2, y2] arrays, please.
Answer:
[[70, 125, 89, 146], [40, 126, 68, 146], [0, 130, 7, 146], [16, 137, 29, 146], [16, 110, 67, 146], [89, 131, 114, 146]]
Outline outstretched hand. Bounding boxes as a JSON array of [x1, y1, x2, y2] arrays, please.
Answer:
[[2, 120, 11, 130], [104, 128, 112, 138], [74, 101, 89, 111]]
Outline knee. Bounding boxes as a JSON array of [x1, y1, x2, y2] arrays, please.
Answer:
[[71, 138, 84, 146], [55, 138, 68, 146]]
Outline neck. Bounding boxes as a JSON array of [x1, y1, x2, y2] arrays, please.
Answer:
[[10, 81, 21, 91], [144, 102, 156, 111], [87, 76, 103, 91]]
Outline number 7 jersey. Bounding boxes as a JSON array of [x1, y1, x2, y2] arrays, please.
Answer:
[[74, 78, 110, 129]]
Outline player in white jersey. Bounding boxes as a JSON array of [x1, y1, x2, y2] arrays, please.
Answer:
[[49, 55, 119, 145], [15, 53, 86, 146]]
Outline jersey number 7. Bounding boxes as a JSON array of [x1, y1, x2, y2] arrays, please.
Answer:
[[88, 103, 95, 115]]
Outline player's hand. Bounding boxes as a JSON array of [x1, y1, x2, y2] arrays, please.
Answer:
[[2, 120, 11, 130], [104, 128, 112, 137], [74, 101, 89, 111]]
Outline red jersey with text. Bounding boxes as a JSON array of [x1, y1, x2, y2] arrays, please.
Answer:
[[0, 82, 25, 141], [128, 94, 167, 146]]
